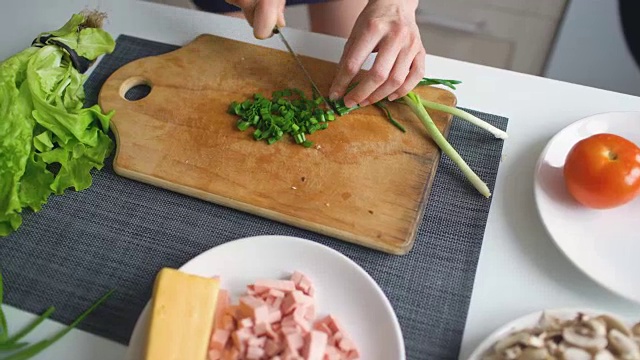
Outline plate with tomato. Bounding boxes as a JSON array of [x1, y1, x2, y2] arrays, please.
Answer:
[[534, 111, 640, 304]]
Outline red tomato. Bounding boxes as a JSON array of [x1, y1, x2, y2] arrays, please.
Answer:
[[563, 133, 640, 209]]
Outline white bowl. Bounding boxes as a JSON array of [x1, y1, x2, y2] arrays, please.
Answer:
[[467, 308, 635, 360]]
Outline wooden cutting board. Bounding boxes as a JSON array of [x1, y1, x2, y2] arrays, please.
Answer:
[[98, 34, 456, 255]]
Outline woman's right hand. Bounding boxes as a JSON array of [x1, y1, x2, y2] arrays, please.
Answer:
[[225, 0, 287, 39]]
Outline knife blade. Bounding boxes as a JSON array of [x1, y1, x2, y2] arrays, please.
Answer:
[[273, 28, 337, 113]]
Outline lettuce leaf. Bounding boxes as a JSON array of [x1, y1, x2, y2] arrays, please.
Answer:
[[0, 12, 115, 236]]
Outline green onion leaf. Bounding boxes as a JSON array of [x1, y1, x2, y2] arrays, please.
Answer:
[[4, 307, 55, 346], [2, 290, 115, 360], [0, 272, 7, 343]]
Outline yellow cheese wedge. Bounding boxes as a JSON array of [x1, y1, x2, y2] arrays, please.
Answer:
[[144, 268, 220, 360]]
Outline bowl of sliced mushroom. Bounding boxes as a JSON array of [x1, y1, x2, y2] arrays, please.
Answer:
[[468, 309, 640, 360]]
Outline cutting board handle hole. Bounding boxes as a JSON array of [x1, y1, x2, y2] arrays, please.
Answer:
[[120, 76, 152, 102]]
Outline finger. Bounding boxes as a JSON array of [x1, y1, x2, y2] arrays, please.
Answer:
[[253, 0, 285, 39], [226, 0, 257, 26], [277, 1, 286, 28], [388, 50, 425, 101], [342, 39, 402, 107], [363, 47, 414, 105], [328, 30, 384, 103]]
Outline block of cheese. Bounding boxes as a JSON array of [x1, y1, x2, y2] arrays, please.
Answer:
[[145, 268, 221, 360]]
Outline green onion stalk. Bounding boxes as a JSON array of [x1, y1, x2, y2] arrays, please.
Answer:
[[0, 271, 114, 360], [402, 92, 492, 198]]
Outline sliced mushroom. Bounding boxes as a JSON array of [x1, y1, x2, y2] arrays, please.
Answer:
[[494, 332, 544, 354], [597, 314, 633, 337], [519, 347, 552, 360], [594, 349, 616, 360], [545, 340, 560, 355], [539, 312, 565, 331], [608, 329, 640, 360], [633, 322, 640, 337], [561, 347, 592, 360], [502, 345, 522, 360], [585, 318, 608, 337], [562, 325, 608, 352]]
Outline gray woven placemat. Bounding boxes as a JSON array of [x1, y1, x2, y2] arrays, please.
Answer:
[[0, 35, 508, 360]]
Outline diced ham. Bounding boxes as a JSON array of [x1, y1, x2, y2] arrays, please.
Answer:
[[265, 338, 283, 357], [281, 291, 312, 315], [232, 328, 252, 353], [283, 347, 301, 358], [254, 322, 268, 336], [286, 332, 305, 351], [313, 322, 332, 337], [255, 279, 296, 292], [214, 290, 230, 329], [268, 309, 283, 324], [248, 336, 267, 348], [207, 272, 359, 360], [315, 316, 345, 335], [323, 345, 342, 360], [298, 278, 311, 295], [346, 349, 360, 360], [290, 271, 304, 285], [301, 331, 328, 360], [269, 289, 286, 298], [281, 326, 299, 335], [240, 296, 269, 324], [239, 318, 254, 329], [208, 349, 222, 360], [246, 346, 265, 359], [338, 337, 355, 352], [222, 315, 236, 331], [225, 305, 242, 320], [209, 329, 230, 350], [281, 315, 297, 328], [222, 347, 240, 360], [304, 305, 315, 321], [271, 297, 284, 312]]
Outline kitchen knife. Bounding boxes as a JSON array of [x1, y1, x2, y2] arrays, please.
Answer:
[[273, 27, 337, 113]]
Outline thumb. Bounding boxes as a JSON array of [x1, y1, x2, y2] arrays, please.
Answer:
[[253, 0, 286, 39]]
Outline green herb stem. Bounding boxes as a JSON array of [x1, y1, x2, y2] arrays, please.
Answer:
[[419, 99, 508, 139], [0, 342, 28, 352], [4, 307, 55, 345], [375, 102, 406, 133], [2, 290, 114, 360], [0, 272, 7, 343], [403, 92, 491, 198]]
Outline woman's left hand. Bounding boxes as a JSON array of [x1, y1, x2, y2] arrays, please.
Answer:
[[328, 0, 425, 108]]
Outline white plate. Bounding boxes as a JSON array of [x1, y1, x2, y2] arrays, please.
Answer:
[[124, 235, 405, 360], [467, 308, 634, 360], [533, 111, 640, 304]]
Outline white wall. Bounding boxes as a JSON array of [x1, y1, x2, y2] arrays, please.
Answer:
[[544, 0, 640, 96]]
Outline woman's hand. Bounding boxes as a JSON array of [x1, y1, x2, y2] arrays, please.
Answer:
[[225, 0, 286, 39], [329, 0, 425, 108]]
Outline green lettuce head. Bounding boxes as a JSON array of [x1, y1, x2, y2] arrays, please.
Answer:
[[0, 11, 116, 236]]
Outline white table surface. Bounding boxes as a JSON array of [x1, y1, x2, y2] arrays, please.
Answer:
[[3, 1, 640, 359]]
